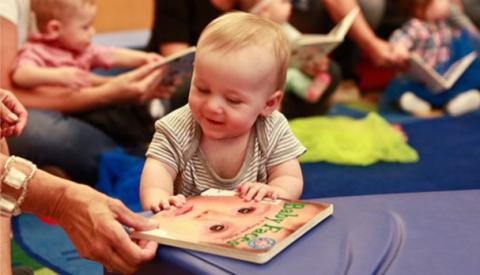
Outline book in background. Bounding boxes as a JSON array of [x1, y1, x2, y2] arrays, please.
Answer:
[[155, 46, 196, 85], [132, 194, 333, 264], [288, 7, 359, 68], [407, 51, 478, 93]]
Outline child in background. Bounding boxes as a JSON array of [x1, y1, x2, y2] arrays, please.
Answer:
[[11, 0, 161, 89], [140, 12, 305, 212], [244, 0, 331, 104], [386, 0, 480, 117]]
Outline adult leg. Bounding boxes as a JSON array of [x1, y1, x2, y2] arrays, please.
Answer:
[[7, 110, 117, 185], [72, 104, 155, 147], [282, 61, 342, 119]]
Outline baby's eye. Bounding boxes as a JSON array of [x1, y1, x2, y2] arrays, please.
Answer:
[[238, 207, 255, 214], [227, 98, 242, 104], [209, 224, 226, 232]]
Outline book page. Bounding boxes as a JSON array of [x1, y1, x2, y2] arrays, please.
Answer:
[[290, 7, 359, 68], [155, 46, 196, 85], [408, 52, 477, 92], [442, 51, 477, 88], [408, 53, 447, 92], [328, 7, 360, 41]]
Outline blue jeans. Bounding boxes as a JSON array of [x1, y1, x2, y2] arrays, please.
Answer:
[[7, 110, 117, 185]]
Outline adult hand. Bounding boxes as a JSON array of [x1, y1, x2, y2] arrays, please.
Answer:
[[53, 184, 159, 274], [364, 37, 408, 68], [0, 89, 28, 138], [106, 62, 176, 103]]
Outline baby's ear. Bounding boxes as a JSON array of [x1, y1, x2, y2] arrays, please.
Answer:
[[261, 90, 283, 117], [44, 19, 62, 40]]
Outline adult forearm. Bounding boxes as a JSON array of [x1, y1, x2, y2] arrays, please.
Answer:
[[11, 84, 121, 113], [0, 153, 66, 218], [323, 0, 379, 48]]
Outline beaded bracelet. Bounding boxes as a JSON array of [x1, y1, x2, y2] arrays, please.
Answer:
[[0, 156, 37, 217]]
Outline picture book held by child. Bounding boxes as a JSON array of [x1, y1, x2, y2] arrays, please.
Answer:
[[383, 0, 480, 117], [11, 0, 163, 90], [243, 0, 358, 104], [140, 12, 306, 218]]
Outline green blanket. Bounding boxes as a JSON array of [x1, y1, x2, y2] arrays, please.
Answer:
[[289, 113, 419, 165]]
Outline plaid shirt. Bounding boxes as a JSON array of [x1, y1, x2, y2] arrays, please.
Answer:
[[390, 18, 459, 68]]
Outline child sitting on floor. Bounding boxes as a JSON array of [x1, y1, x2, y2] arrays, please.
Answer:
[[385, 0, 480, 117], [140, 12, 306, 212], [243, 0, 331, 104], [11, 0, 161, 89]]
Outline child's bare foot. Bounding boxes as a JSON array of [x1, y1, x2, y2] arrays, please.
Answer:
[[390, 124, 407, 141], [306, 73, 331, 103], [411, 109, 444, 118]]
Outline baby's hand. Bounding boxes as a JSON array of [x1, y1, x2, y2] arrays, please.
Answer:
[[236, 182, 279, 202], [150, 194, 186, 212], [57, 67, 90, 89]]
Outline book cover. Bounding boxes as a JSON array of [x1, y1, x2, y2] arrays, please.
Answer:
[[155, 46, 196, 85], [289, 7, 359, 68], [408, 51, 478, 92], [132, 195, 333, 264]]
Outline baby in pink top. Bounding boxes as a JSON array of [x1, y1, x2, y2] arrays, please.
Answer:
[[11, 0, 161, 89]]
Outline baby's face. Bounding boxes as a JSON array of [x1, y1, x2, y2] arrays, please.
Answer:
[[188, 45, 279, 141], [422, 0, 449, 22], [58, 4, 96, 53]]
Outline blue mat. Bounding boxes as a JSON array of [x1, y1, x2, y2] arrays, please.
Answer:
[[12, 215, 101, 275], [13, 111, 480, 273], [301, 112, 480, 198]]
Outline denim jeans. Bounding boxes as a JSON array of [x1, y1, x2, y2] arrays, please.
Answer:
[[7, 109, 117, 185]]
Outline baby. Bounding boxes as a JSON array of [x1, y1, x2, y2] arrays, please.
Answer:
[[140, 12, 306, 212], [388, 0, 480, 117], [11, 0, 160, 89], [243, 0, 331, 103]]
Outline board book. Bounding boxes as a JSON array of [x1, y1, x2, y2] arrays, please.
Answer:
[[407, 51, 478, 92], [154, 46, 196, 85], [132, 192, 333, 264], [289, 7, 359, 68]]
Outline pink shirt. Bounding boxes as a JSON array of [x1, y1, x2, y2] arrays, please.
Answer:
[[12, 34, 114, 72]]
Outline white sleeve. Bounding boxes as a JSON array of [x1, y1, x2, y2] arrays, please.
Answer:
[[0, 0, 19, 25]]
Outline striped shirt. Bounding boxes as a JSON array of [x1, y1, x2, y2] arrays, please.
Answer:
[[146, 105, 306, 196]]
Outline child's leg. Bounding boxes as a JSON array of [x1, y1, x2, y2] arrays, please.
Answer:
[[305, 72, 331, 103], [399, 91, 432, 114], [445, 89, 480, 116], [286, 68, 311, 100]]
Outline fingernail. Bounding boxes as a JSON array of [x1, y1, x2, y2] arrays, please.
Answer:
[[8, 113, 19, 121]]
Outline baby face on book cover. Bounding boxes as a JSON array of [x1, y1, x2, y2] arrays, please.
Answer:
[[150, 196, 327, 251]]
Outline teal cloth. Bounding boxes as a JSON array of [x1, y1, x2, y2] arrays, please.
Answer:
[[289, 113, 419, 165]]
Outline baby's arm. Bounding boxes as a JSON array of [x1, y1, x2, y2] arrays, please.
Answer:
[[12, 66, 90, 89], [140, 157, 185, 212], [109, 48, 162, 68], [237, 159, 303, 201]]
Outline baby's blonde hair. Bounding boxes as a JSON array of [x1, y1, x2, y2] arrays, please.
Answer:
[[197, 11, 291, 91], [31, 0, 95, 32]]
